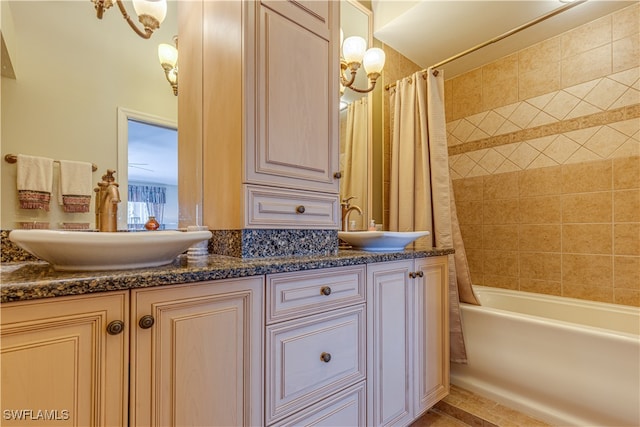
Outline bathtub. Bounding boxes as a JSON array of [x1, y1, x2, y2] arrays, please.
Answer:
[[451, 286, 640, 427]]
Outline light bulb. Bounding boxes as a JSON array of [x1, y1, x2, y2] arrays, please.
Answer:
[[342, 36, 367, 64], [363, 47, 385, 75], [132, 0, 167, 23]]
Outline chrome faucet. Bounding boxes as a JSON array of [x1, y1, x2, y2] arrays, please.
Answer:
[[94, 169, 121, 232], [341, 197, 363, 231]]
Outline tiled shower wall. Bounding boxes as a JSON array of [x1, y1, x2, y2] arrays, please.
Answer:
[[445, 4, 639, 306]]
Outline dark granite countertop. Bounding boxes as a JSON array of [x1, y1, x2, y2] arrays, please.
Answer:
[[0, 247, 454, 303]]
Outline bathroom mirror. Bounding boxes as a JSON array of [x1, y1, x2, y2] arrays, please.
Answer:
[[0, 0, 179, 230], [339, 0, 373, 231]]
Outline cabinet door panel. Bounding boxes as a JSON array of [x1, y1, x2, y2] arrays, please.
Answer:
[[250, 5, 338, 192], [0, 292, 128, 427], [367, 261, 414, 427], [131, 277, 263, 427], [261, 0, 331, 38], [413, 257, 450, 415]]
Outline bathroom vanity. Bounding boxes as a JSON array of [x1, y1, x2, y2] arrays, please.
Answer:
[[0, 249, 451, 426]]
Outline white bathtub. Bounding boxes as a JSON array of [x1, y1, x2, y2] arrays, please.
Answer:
[[451, 286, 640, 427]]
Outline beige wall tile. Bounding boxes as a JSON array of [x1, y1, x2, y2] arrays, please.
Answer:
[[483, 275, 518, 290], [520, 278, 562, 296], [562, 253, 613, 286], [483, 250, 519, 277], [563, 283, 614, 303], [482, 54, 519, 111], [465, 248, 484, 285], [562, 192, 613, 223], [612, 3, 640, 41], [460, 224, 483, 249], [562, 160, 612, 193], [483, 172, 519, 200], [483, 199, 520, 224], [483, 225, 519, 251], [613, 34, 640, 73], [445, 79, 454, 123], [614, 189, 640, 222], [563, 224, 613, 254], [614, 288, 640, 307], [456, 201, 483, 225], [562, 44, 612, 87], [520, 252, 561, 281], [519, 165, 562, 197], [518, 62, 562, 100], [614, 256, 640, 289], [451, 68, 483, 121], [613, 156, 640, 189], [519, 224, 561, 252], [519, 196, 562, 224], [614, 223, 640, 255], [562, 15, 612, 58], [453, 176, 484, 201], [519, 37, 561, 74]]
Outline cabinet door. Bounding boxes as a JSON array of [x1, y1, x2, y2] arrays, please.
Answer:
[[249, 3, 339, 193], [0, 292, 129, 427], [130, 277, 264, 427], [367, 260, 414, 427], [413, 257, 450, 415]]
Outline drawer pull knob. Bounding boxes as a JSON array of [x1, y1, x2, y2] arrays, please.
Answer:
[[416, 271, 424, 278], [334, 172, 342, 179], [106, 320, 124, 335], [320, 352, 332, 363], [296, 205, 306, 214], [320, 286, 332, 296], [409, 272, 416, 279], [139, 315, 155, 329]]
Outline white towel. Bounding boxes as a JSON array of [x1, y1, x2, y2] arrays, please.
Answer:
[[16, 154, 54, 211], [58, 160, 93, 213]]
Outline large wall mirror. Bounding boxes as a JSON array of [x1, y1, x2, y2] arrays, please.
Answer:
[[1, 0, 180, 230], [339, 0, 373, 231]]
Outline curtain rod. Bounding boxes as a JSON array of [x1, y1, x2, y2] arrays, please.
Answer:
[[384, 0, 587, 91]]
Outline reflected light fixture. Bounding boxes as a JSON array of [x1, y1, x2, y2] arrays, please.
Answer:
[[340, 32, 386, 94], [158, 36, 178, 96], [92, 0, 167, 39]]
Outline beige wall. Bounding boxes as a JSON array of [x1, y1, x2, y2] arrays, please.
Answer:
[[446, 4, 639, 306]]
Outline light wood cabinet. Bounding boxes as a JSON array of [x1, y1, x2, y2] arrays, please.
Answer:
[[265, 266, 367, 425], [179, 0, 340, 230], [0, 292, 129, 427], [130, 277, 264, 427], [367, 257, 450, 427]]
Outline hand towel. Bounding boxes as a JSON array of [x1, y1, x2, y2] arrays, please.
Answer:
[[16, 154, 54, 211], [58, 160, 93, 213]]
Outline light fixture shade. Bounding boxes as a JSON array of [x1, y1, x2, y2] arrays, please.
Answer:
[[158, 43, 178, 67], [363, 47, 386, 74], [342, 36, 367, 64], [132, 0, 167, 23]]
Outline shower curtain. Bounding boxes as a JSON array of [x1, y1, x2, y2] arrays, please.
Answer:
[[340, 98, 368, 231], [389, 70, 479, 363]]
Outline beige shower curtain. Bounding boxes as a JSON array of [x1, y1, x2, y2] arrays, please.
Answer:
[[389, 70, 479, 364], [340, 98, 368, 231]]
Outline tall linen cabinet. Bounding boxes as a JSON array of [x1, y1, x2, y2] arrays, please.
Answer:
[[178, 0, 341, 230]]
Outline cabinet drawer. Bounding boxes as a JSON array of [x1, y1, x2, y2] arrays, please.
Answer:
[[267, 265, 366, 324], [245, 184, 339, 229], [271, 381, 366, 427], [265, 305, 366, 424]]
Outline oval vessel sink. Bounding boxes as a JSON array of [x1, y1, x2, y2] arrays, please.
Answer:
[[9, 229, 212, 271], [338, 230, 430, 252]]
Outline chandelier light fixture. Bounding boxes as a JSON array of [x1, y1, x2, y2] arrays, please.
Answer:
[[158, 36, 178, 96], [340, 34, 386, 94], [91, 0, 167, 39]]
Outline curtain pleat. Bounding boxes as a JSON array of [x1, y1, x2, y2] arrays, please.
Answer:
[[389, 70, 480, 364], [341, 98, 369, 230]]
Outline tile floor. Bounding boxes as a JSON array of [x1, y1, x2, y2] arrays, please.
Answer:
[[411, 385, 550, 427]]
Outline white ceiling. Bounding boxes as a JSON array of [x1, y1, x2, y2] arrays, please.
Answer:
[[371, 0, 635, 78]]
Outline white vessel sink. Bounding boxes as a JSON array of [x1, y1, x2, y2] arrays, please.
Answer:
[[9, 229, 212, 271], [338, 230, 430, 252]]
